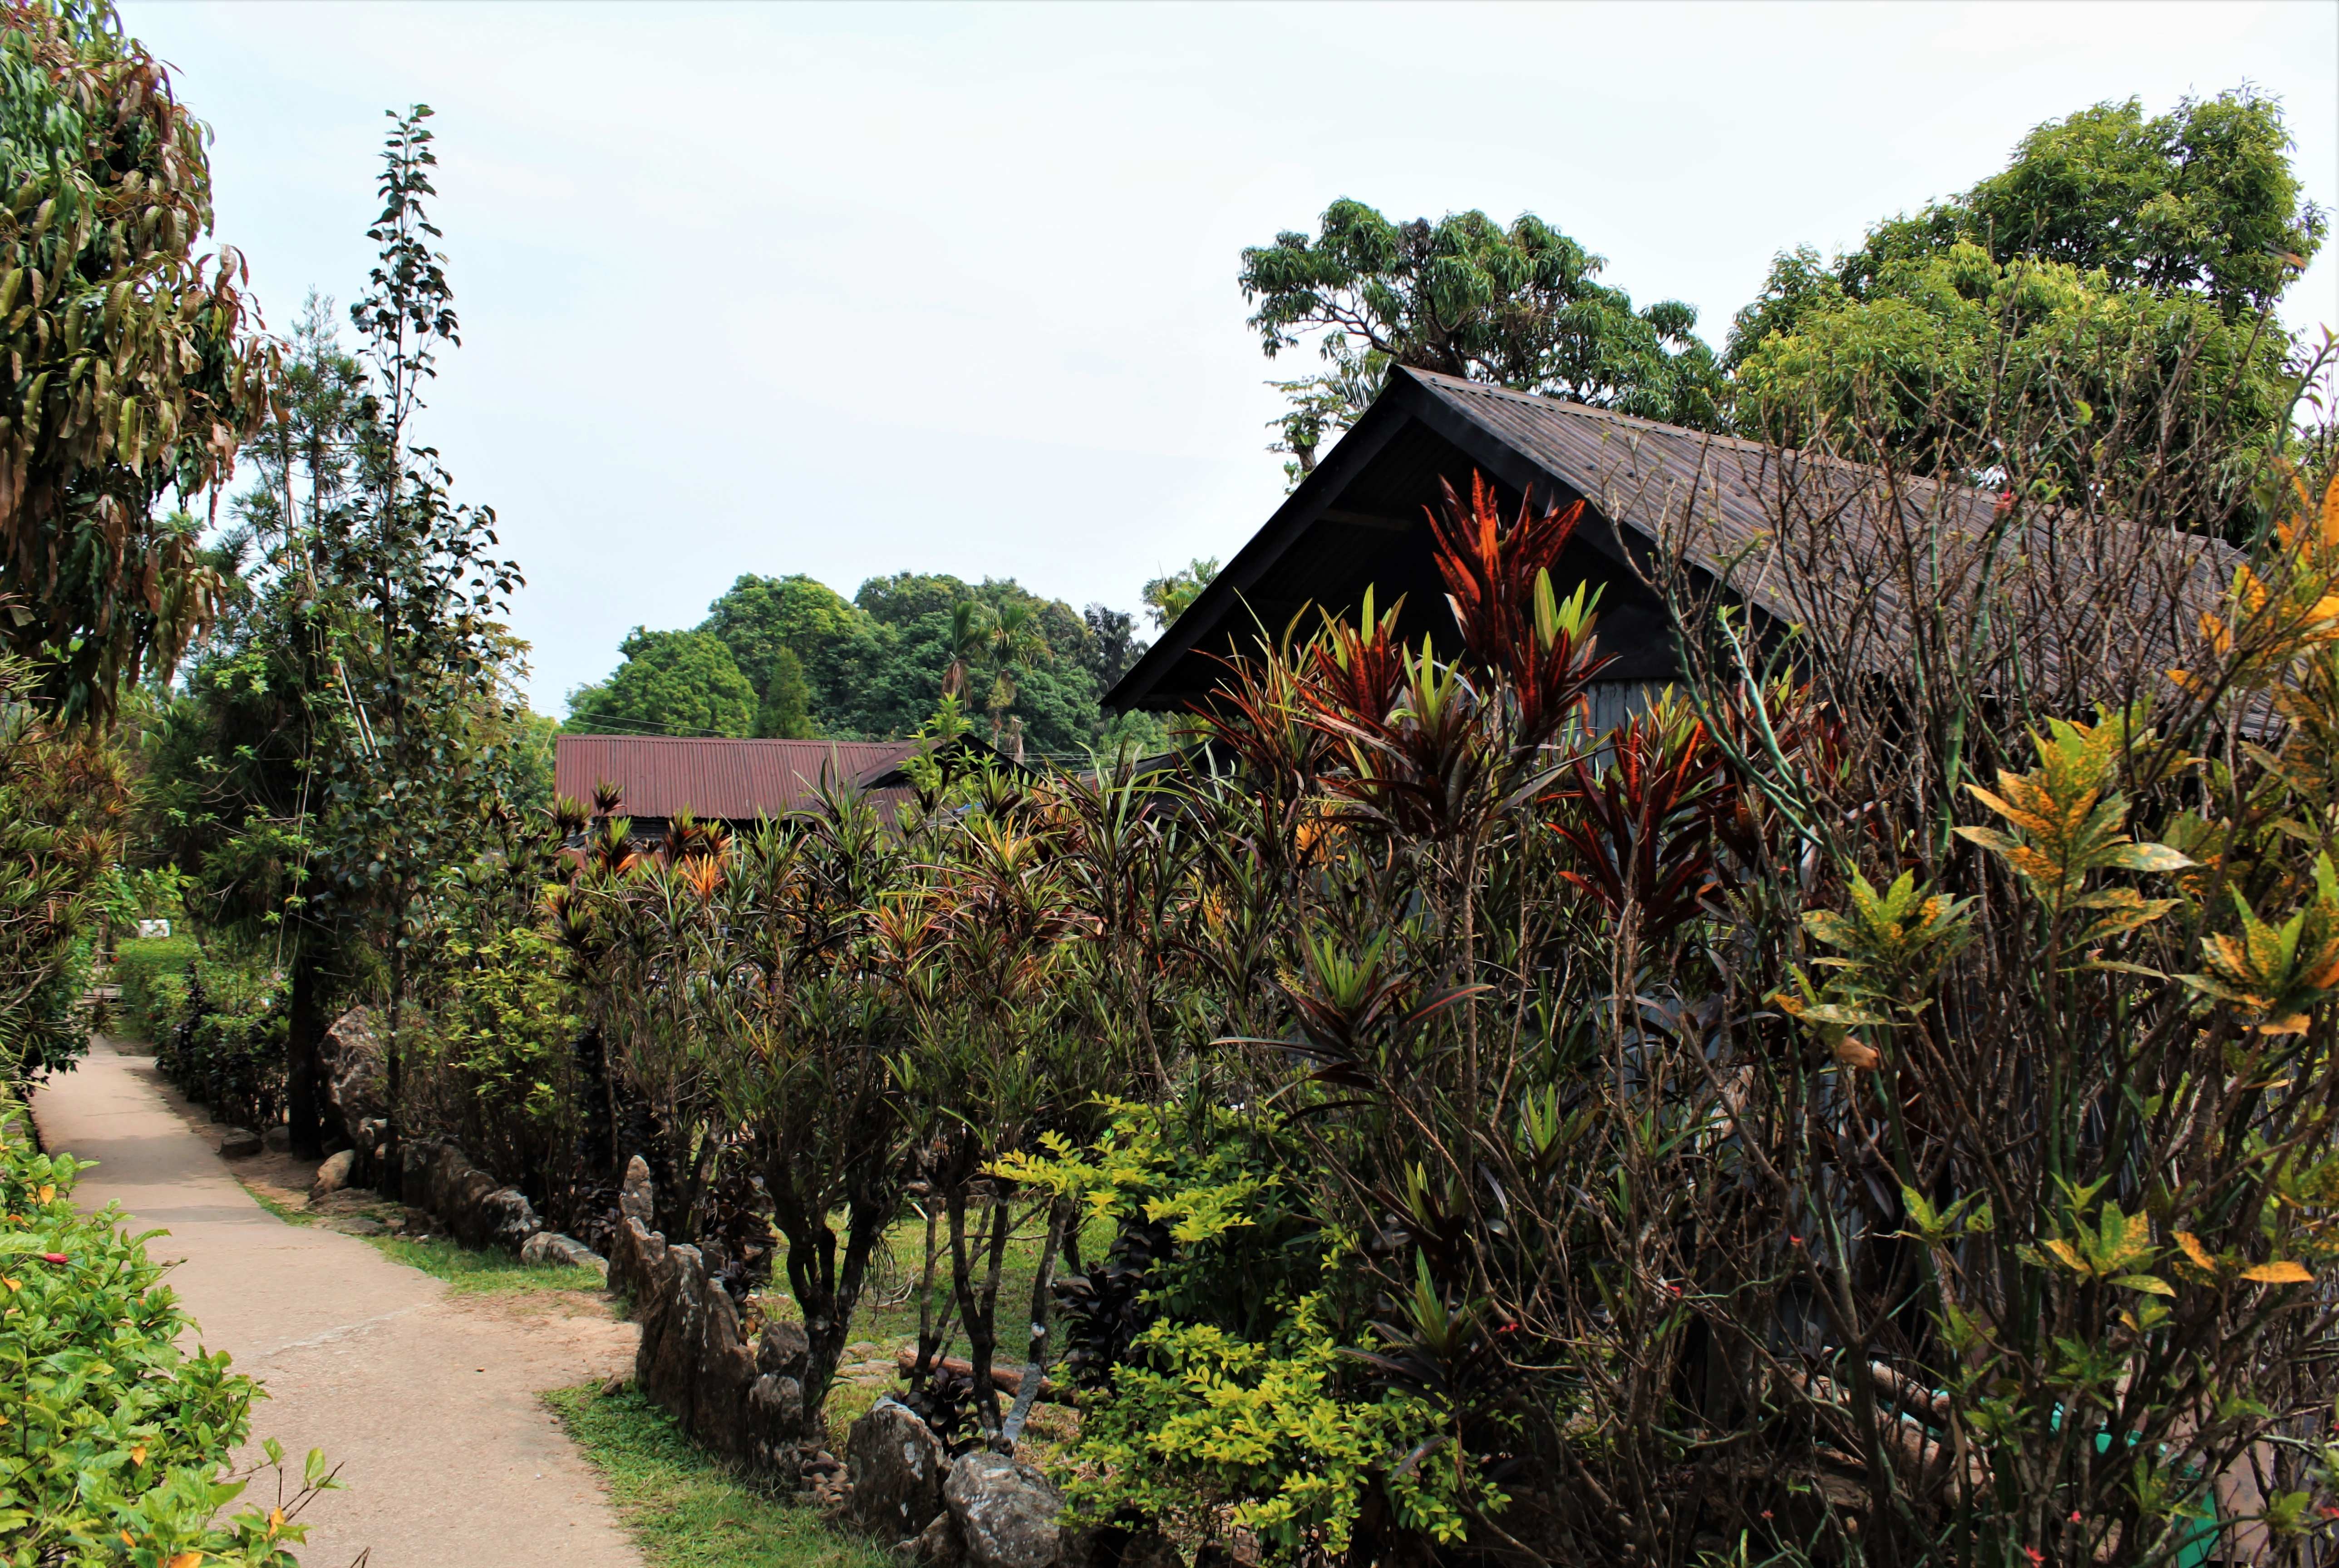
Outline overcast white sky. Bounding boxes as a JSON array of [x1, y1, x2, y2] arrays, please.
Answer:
[[120, 1, 2339, 714]]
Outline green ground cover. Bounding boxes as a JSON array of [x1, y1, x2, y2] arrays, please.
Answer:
[[366, 1233, 607, 1298], [547, 1383, 890, 1568]]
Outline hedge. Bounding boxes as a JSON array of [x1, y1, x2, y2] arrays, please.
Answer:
[[107, 937, 197, 1046], [0, 1109, 329, 1565]]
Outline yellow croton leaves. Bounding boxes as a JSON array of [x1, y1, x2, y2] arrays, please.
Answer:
[[2182, 854, 2339, 1035], [1955, 710, 2193, 951], [2175, 1229, 2314, 1285]]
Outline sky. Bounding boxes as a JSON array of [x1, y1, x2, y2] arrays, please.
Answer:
[[119, 0, 2339, 714]]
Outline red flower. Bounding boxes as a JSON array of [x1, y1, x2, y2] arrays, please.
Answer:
[[39, 1253, 68, 1264], [2024, 1549, 2044, 1566]]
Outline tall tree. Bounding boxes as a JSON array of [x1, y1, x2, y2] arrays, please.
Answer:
[[0, 0, 274, 723], [1726, 88, 2325, 505], [755, 645, 813, 739], [1142, 559, 1217, 629], [1080, 603, 1146, 694], [1241, 202, 1723, 472], [699, 571, 863, 724], [566, 627, 756, 737], [142, 296, 371, 1154], [320, 106, 523, 1181]]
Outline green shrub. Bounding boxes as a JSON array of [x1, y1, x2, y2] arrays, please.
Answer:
[[0, 1111, 331, 1564], [108, 937, 197, 1044], [133, 946, 286, 1131], [1063, 1296, 1492, 1562]]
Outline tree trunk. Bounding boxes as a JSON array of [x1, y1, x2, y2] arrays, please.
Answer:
[[384, 931, 405, 1199], [999, 1197, 1069, 1448], [286, 946, 325, 1157]]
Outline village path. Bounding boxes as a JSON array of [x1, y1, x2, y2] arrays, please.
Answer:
[[31, 1035, 645, 1568]]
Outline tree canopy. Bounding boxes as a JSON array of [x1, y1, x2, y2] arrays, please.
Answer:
[[0, 0, 273, 721], [566, 627, 757, 738], [1724, 88, 2324, 502], [1142, 559, 1218, 629], [1730, 90, 2325, 367], [1241, 202, 1723, 472], [568, 570, 1162, 757]]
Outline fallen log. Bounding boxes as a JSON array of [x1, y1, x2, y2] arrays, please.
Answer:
[[893, 1347, 1062, 1399]]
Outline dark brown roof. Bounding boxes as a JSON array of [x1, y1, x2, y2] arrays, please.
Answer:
[[553, 736, 914, 822], [1110, 366, 2239, 712]]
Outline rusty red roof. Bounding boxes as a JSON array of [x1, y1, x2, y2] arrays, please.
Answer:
[[553, 736, 916, 822]]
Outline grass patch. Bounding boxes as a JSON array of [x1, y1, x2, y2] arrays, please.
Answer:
[[365, 1232, 606, 1297], [547, 1383, 889, 1568], [236, 1180, 315, 1227]]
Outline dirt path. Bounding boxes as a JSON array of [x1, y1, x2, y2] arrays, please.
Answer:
[[31, 1036, 645, 1568]]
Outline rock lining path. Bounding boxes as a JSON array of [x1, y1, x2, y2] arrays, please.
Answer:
[[32, 1036, 645, 1568]]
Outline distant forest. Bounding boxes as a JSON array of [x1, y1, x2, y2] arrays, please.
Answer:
[[562, 571, 1170, 758]]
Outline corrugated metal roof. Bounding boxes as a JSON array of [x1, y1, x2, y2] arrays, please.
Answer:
[[553, 736, 916, 822]]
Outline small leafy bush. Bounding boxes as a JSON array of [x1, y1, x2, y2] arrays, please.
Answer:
[[1064, 1295, 1495, 1563], [0, 1112, 331, 1564]]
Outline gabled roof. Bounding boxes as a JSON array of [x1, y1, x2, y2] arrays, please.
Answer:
[[553, 735, 913, 822], [1109, 366, 2238, 712]]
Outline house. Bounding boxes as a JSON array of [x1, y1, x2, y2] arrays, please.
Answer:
[[1108, 366, 2235, 726], [552, 734, 978, 841]]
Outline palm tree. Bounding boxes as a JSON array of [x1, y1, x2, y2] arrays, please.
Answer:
[[981, 601, 1049, 762], [940, 601, 988, 700]]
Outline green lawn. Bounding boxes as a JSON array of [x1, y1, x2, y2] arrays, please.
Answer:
[[364, 1232, 607, 1298], [547, 1383, 889, 1568]]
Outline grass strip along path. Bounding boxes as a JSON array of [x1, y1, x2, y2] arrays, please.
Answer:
[[31, 1036, 645, 1568]]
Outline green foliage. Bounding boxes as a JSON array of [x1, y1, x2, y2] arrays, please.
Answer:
[[0, 0, 274, 723], [1730, 90, 2324, 365], [1726, 88, 2321, 500], [416, 914, 580, 1183], [583, 570, 1148, 755], [755, 645, 812, 739], [1141, 558, 1217, 632], [1063, 1294, 1490, 1562], [700, 572, 861, 727], [996, 1098, 1317, 1339], [0, 655, 126, 1080], [139, 944, 286, 1131], [1732, 241, 2294, 485], [1877, 89, 2322, 316], [565, 627, 756, 738], [545, 1384, 888, 1568], [1240, 200, 1724, 467], [0, 1113, 330, 1565], [106, 934, 193, 1042]]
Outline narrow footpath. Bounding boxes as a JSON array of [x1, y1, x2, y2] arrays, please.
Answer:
[[31, 1036, 646, 1568]]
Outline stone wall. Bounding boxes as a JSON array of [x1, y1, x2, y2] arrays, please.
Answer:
[[608, 1155, 819, 1474], [321, 1006, 603, 1271]]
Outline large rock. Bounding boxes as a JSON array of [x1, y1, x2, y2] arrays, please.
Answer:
[[318, 1007, 385, 1140], [607, 1157, 660, 1299], [522, 1231, 607, 1273], [633, 1232, 794, 1466], [620, 1154, 655, 1225], [611, 1172, 814, 1476], [262, 1124, 292, 1154], [849, 1398, 949, 1542], [310, 1148, 356, 1201], [945, 1450, 1064, 1568], [217, 1127, 262, 1159], [399, 1137, 544, 1253], [899, 1510, 966, 1568]]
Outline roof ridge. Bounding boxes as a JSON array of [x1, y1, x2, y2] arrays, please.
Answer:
[[1399, 366, 1784, 457]]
